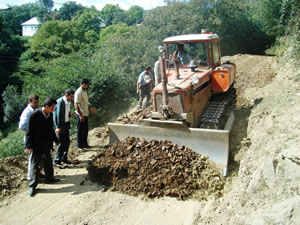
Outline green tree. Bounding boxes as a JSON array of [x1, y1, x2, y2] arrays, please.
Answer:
[[126, 5, 144, 25], [142, 0, 268, 55], [72, 9, 103, 33], [279, 0, 299, 32], [58, 1, 85, 21], [2, 85, 26, 125], [100, 4, 125, 26], [248, 0, 284, 40], [28, 20, 85, 58], [39, 0, 54, 13], [100, 23, 136, 41]]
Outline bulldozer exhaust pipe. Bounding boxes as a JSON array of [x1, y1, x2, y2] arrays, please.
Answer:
[[160, 50, 168, 106]]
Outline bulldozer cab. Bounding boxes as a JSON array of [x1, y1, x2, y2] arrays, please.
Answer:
[[163, 33, 221, 69]]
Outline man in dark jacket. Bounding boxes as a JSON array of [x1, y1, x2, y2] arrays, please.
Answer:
[[53, 89, 74, 166], [25, 97, 60, 197]]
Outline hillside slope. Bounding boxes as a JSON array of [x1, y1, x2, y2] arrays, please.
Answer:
[[0, 53, 299, 225], [195, 52, 300, 224]]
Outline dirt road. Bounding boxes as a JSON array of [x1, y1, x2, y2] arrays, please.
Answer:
[[0, 139, 203, 225], [1, 54, 299, 225]]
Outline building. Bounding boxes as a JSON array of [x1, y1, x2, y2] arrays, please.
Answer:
[[0, 7, 12, 11], [21, 17, 40, 37], [98, 16, 106, 28]]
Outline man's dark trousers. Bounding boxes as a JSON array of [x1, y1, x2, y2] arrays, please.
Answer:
[[138, 84, 151, 108], [54, 122, 70, 163], [29, 141, 54, 188], [76, 115, 88, 148]]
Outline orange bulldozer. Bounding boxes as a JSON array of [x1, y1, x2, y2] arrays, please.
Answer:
[[108, 30, 236, 175]]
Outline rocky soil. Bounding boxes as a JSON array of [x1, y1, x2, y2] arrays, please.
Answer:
[[88, 137, 224, 199], [116, 106, 152, 124], [0, 156, 27, 201], [0, 53, 299, 225]]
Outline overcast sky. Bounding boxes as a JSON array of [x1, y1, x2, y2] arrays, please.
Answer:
[[0, 0, 166, 10]]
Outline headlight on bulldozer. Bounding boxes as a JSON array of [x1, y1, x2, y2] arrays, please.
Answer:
[[192, 76, 199, 85]]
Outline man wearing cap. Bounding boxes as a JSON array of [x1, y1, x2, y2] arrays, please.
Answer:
[[136, 67, 153, 109]]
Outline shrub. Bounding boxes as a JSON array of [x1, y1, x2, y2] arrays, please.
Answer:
[[2, 85, 27, 125], [0, 129, 25, 158]]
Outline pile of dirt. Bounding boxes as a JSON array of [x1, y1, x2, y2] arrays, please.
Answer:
[[87, 137, 224, 199], [116, 106, 152, 124], [0, 156, 27, 201]]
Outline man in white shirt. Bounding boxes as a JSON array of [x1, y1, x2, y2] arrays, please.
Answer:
[[18, 94, 40, 181], [53, 89, 75, 166], [74, 78, 96, 151], [136, 67, 153, 109]]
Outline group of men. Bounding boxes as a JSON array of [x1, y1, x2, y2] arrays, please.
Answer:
[[19, 45, 183, 197], [19, 78, 95, 197]]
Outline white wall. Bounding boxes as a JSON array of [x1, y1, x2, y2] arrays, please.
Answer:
[[22, 25, 38, 37]]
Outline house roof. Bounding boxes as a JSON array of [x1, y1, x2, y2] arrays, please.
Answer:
[[0, 7, 12, 11], [163, 34, 219, 43], [21, 17, 40, 26]]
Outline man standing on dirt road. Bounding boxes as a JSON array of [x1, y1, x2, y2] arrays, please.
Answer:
[[74, 78, 96, 151], [137, 66, 153, 109], [53, 89, 75, 167], [25, 98, 60, 197], [18, 93, 42, 181]]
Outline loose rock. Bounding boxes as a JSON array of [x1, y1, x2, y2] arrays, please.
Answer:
[[88, 137, 225, 199]]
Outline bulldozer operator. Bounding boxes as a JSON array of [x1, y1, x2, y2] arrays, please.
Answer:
[[173, 43, 188, 65]]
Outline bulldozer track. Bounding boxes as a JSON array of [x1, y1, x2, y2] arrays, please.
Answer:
[[198, 87, 236, 129]]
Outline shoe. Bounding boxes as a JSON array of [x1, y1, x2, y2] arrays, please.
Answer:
[[53, 161, 66, 168], [62, 159, 72, 165], [45, 177, 60, 183], [53, 160, 62, 165], [28, 187, 35, 197]]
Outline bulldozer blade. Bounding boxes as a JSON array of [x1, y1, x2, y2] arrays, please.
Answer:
[[108, 111, 234, 176]]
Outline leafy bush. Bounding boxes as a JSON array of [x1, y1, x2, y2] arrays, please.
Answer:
[[0, 129, 25, 158], [2, 85, 26, 125]]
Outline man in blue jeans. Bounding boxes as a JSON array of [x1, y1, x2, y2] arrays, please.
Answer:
[[74, 78, 96, 151]]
